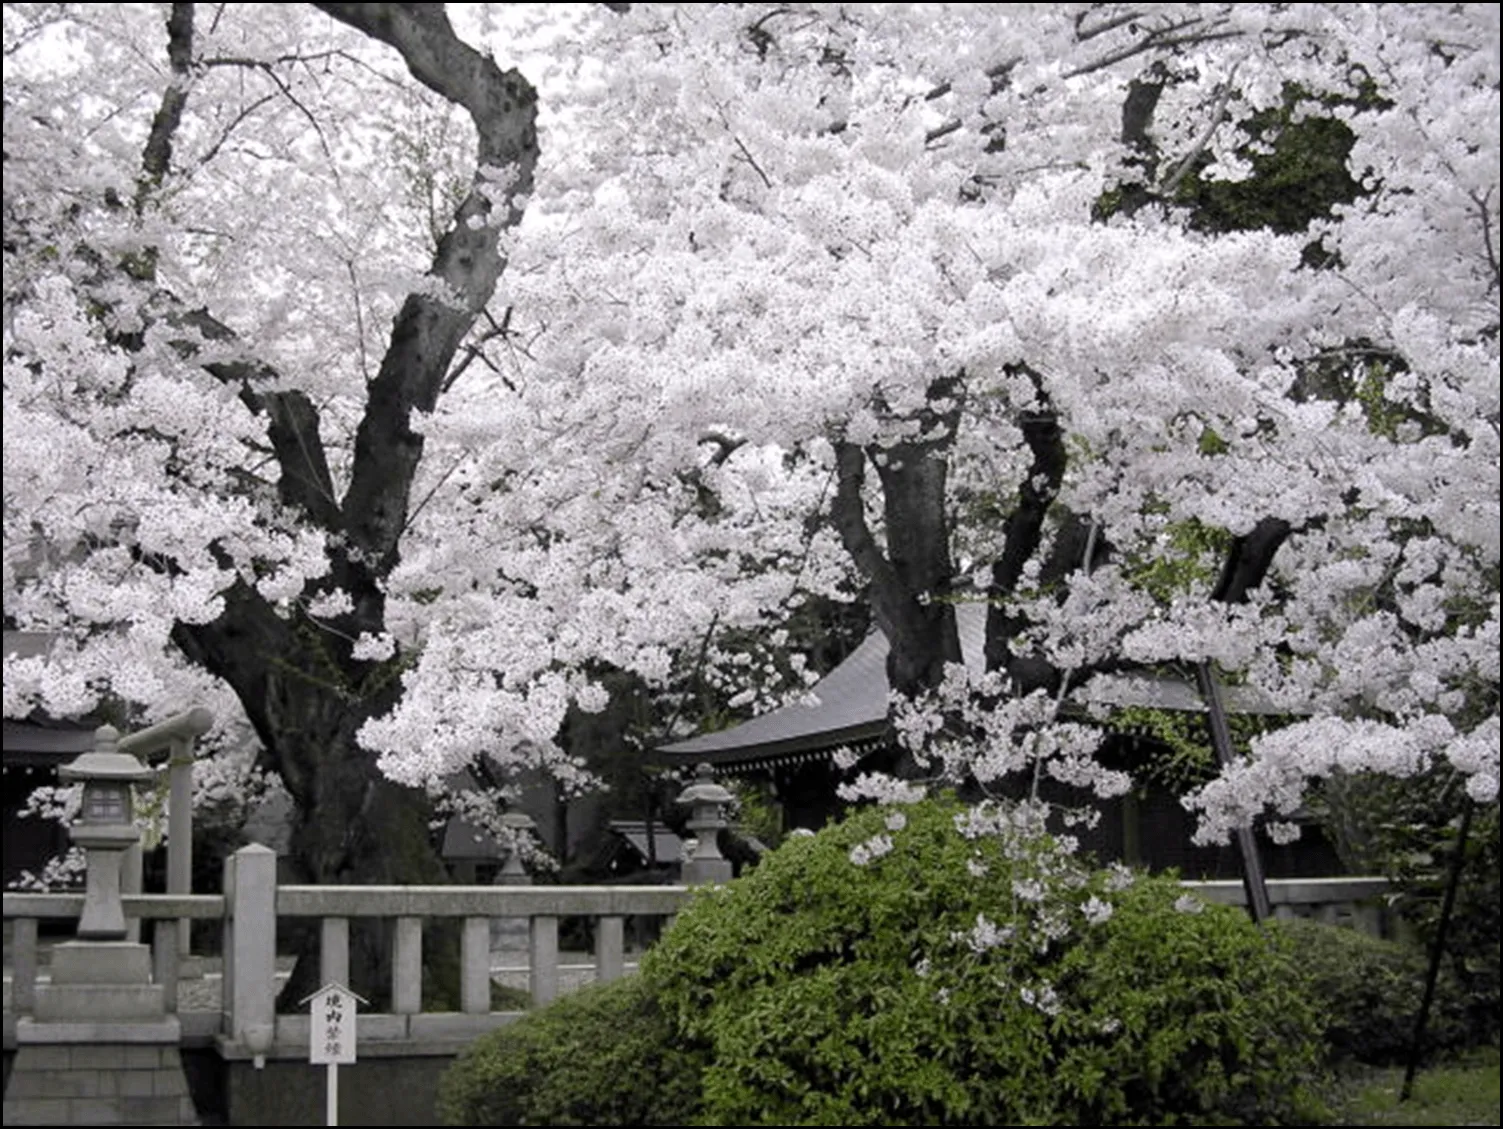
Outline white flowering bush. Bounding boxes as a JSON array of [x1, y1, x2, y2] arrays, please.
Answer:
[[644, 797, 1326, 1126]]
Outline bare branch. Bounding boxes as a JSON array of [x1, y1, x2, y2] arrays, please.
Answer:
[[193, 90, 279, 169], [1076, 8, 1146, 42], [1160, 72, 1238, 197], [443, 307, 517, 394], [200, 48, 352, 69], [733, 135, 774, 189], [1066, 15, 1241, 78], [169, 306, 342, 529], [925, 119, 963, 146], [1474, 186, 1501, 293], [346, 259, 371, 383]]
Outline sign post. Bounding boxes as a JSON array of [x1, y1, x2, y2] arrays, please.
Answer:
[[303, 982, 366, 1127]]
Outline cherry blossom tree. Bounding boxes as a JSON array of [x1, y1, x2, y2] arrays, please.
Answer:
[[496, 2, 1498, 828], [4, 0, 1498, 934]]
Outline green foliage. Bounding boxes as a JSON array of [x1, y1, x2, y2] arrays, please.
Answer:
[[1313, 773, 1501, 1046], [1109, 706, 1293, 794], [490, 981, 533, 1011], [728, 779, 786, 851], [1275, 918, 1474, 1066], [436, 975, 706, 1126], [1123, 515, 1233, 602], [645, 798, 1327, 1126], [1173, 109, 1361, 241]]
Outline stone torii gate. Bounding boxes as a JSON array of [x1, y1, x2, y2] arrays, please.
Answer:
[[119, 707, 215, 954]]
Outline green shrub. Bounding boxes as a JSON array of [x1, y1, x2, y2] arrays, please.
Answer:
[[436, 974, 704, 1126], [645, 798, 1327, 1126], [1313, 771, 1501, 1046], [1276, 917, 1473, 1065]]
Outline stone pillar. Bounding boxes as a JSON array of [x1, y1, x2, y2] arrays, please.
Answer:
[[2, 726, 197, 1126], [225, 844, 277, 1067], [167, 737, 195, 954], [678, 763, 734, 885]]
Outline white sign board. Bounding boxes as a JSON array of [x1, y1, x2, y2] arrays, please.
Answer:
[[302, 982, 367, 1126], [308, 982, 360, 1065]]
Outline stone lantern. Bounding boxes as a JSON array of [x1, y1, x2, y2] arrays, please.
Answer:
[[677, 762, 734, 885], [59, 724, 155, 940], [490, 811, 538, 958], [5, 725, 199, 1127], [495, 811, 537, 885]]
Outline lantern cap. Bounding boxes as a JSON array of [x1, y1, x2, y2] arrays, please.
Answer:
[[677, 762, 734, 806], [57, 725, 155, 786]]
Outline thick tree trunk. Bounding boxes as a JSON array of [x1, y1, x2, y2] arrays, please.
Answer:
[[172, 593, 457, 1009], [831, 377, 964, 772]]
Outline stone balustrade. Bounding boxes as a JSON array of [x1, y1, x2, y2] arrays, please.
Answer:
[[5, 858, 1396, 1059]]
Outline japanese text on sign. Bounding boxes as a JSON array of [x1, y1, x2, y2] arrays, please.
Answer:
[[308, 984, 358, 1065]]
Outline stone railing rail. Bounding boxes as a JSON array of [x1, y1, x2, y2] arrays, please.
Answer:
[[5, 851, 1394, 1058]]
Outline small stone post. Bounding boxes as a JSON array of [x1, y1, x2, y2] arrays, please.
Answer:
[[678, 763, 734, 885]]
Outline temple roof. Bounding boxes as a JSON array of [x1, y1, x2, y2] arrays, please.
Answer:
[[657, 602, 1294, 770]]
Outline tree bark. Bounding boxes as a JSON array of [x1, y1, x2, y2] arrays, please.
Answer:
[[830, 377, 964, 772], [831, 378, 965, 700]]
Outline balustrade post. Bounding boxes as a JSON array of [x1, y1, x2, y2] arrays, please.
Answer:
[[226, 844, 277, 1065], [530, 915, 559, 1006], [595, 915, 625, 984], [167, 736, 195, 954], [12, 917, 38, 1014], [153, 919, 180, 1013], [393, 916, 423, 1015], [123, 841, 143, 944], [461, 916, 490, 1013]]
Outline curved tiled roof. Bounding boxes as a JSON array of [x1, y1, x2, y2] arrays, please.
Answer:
[[657, 601, 1295, 769]]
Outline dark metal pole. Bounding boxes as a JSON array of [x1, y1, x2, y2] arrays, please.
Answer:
[[1196, 661, 1273, 924], [1401, 796, 1475, 1102]]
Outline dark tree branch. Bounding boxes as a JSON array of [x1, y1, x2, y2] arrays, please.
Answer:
[[1474, 186, 1500, 294], [442, 306, 515, 393], [134, 3, 194, 218], [193, 90, 280, 169], [1066, 15, 1240, 78], [698, 430, 747, 467], [170, 307, 342, 530], [831, 439, 904, 637], [1076, 8, 1146, 42], [99, 2, 343, 544], [1211, 516, 1293, 604], [922, 59, 1019, 148], [733, 135, 774, 189], [314, 2, 540, 573]]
